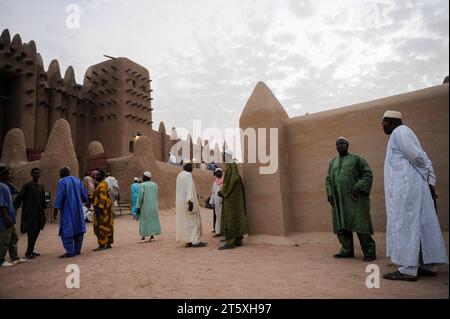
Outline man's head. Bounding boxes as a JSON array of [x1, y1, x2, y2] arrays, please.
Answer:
[[31, 167, 41, 182], [96, 170, 106, 182], [142, 171, 151, 181], [0, 162, 12, 182], [59, 166, 70, 178], [133, 177, 139, 183], [183, 160, 193, 173], [214, 168, 223, 178], [381, 110, 403, 135], [335, 137, 349, 156]]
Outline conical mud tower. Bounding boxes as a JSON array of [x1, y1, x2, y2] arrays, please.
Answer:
[[239, 82, 292, 236]]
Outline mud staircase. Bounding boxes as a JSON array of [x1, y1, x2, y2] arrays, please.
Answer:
[[113, 200, 131, 217]]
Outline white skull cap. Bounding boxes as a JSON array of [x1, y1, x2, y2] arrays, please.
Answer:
[[143, 171, 152, 178]]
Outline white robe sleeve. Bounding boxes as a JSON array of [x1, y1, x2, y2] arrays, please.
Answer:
[[184, 174, 194, 203], [394, 126, 436, 186]]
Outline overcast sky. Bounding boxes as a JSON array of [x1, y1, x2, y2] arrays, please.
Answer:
[[1, 0, 448, 154]]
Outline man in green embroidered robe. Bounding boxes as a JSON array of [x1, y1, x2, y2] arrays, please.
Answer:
[[218, 161, 248, 250], [326, 137, 376, 261]]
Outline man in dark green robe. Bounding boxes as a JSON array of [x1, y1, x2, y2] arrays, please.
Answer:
[[14, 167, 46, 259], [218, 162, 248, 250], [325, 137, 376, 261]]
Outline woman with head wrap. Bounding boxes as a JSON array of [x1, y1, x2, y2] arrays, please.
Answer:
[[218, 161, 248, 250]]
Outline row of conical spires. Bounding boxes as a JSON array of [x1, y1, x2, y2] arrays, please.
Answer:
[[158, 121, 222, 150], [1, 28, 223, 158], [0, 28, 100, 97]]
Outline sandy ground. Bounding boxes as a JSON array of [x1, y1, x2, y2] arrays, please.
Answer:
[[0, 208, 448, 299]]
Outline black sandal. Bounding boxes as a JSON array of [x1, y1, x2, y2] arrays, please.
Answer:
[[218, 243, 235, 250], [192, 242, 207, 248], [383, 271, 418, 282], [333, 253, 354, 258]]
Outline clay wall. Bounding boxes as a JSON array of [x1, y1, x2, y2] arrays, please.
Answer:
[[240, 82, 449, 235]]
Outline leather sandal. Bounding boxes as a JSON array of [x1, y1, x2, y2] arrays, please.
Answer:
[[383, 271, 418, 282], [218, 243, 235, 250], [192, 242, 207, 248]]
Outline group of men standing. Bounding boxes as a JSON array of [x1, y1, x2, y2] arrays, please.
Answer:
[[0, 166, 120, 262], [0, 166, 49, 266], [175, 160, 248, 250], [0, 156, 249, 266], [56, 168, 162, 255], [326, 110, 448, 281], [53, 167, 116, 256]]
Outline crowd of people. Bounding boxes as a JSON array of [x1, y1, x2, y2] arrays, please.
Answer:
[[0, 156, 248, 267], [0, 109, 448, 283], [168, 152, 218, 171]]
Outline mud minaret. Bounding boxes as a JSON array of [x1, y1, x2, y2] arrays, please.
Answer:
[[83, 57, 153, 158]]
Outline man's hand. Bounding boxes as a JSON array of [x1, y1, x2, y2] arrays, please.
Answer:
[[327, 195, 334, 207], [53, 208, 58, 220], [351, 187, 361, 201], [188, 201, 193, 212]]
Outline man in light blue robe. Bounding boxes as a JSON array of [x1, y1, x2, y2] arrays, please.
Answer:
[[130, 177, 140, 219], [136, 171, 161, 242], [53, 167, 88, 258]]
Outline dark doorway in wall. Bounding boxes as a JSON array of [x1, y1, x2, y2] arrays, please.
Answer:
[[0, 70, 19, 152], [129, 140, 134, 153]]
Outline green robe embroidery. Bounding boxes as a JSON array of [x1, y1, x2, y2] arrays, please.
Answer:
[[326, 153, 374, 235]]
